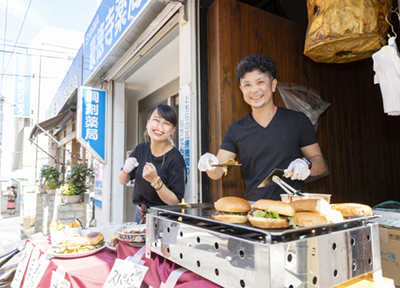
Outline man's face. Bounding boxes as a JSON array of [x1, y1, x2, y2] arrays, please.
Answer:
[[239, 70, 277, 109]]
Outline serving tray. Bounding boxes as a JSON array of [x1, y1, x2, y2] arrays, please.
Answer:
[[150, 203, 380, 239]]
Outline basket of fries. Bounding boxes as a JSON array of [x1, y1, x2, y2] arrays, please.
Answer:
[[66, 219, 82, 235], [49, 219, 65, 245]]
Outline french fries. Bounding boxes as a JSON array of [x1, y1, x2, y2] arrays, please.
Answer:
[[68, 220, 81, 228], [49, 219, 65, 231]]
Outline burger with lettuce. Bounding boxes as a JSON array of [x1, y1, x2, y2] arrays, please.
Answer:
[[210, 196, 251, 224], [248, 199, 295, 228]]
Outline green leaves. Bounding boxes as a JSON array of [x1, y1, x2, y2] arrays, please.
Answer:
[[44, 181, 58, 189], [65, 162, 94, 195], [61, 182, 76, 195], [253, 209, 280, 219], [37, 165, 61, 188]]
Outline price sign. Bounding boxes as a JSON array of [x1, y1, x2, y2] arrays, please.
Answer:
[[23, 253, 53, 288], [103, 259, 148, 288], [11, 245, 33, 288], [21, 247, 41, 288]]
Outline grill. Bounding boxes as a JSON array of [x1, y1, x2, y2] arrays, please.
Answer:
[[145, 203, 381, 288]]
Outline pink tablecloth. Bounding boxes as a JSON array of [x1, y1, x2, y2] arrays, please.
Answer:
[[24, 236, 116, 287], [117, 242, 221, 288], [22, 237, 221, 288]]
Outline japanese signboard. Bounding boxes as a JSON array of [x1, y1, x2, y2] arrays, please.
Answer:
[[83, 0, 150, 83], [77, 87, 107, 163], [103, 258, 148, 288], [178, 83, 190, 176], [94, 158, 104, 208], [14, 53, 31, 117]]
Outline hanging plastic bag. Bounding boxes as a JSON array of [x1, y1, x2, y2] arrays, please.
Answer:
[[277, 83, 331, 132]]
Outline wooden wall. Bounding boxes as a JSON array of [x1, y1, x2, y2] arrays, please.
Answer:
[[207, 0, 400, 206]]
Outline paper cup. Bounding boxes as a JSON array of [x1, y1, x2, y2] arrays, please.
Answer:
[[66, 226, 82, 236]]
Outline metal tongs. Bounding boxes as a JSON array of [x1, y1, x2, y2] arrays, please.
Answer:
[[75, 218, 87, 229], [272, 175, 305, 196]]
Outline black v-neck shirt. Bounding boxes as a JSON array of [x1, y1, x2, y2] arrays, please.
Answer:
[[220, 107, 317, 201], [127, 142, 186, 206]]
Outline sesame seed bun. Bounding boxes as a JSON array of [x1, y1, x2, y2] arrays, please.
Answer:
[[84, 232, 104, 245], [214, 197, 251, 213]]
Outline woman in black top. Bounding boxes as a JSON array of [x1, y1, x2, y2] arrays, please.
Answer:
[[118, 105, 186, 223]]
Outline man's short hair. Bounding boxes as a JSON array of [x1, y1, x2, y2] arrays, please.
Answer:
[[10, 186, 15, 189], [236, 54, 277, 83]]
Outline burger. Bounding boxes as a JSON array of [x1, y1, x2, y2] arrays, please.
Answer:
[[53, 232, 105, 254], [330, 203, 373, 217], [210, 196, 251, 224], [248, 199, 295, 228], [84, 232, 105, 248]]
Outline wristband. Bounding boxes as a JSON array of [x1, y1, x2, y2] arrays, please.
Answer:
[[301, 157, 312, 170], [151, 177, 162, 188], [155, 182, 164, 191]]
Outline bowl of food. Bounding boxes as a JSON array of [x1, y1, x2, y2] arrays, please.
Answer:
[[280, 193, 331, 204], [116, 224, 146, 244]]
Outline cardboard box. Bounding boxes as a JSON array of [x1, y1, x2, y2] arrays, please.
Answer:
[[332, 274, 394, 287], [379, 226, 400, 286], [23, 216, 35, 228]]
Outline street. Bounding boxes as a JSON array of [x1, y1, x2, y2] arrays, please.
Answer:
[[0, 212, 35, 255]]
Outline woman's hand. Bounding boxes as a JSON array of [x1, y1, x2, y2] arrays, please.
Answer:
[[142, 162, 159, 184]]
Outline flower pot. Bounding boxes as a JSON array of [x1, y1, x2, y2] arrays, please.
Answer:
[[38, 187, 47, 194], [61, 194, 83, 204], [46, 189, 56, 195]]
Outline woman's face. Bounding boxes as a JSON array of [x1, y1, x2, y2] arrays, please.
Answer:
[[147, 109, 175, 142]]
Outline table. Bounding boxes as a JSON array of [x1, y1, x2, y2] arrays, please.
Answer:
[[22, 236, 222, 288], [116, 242, 221, 288]]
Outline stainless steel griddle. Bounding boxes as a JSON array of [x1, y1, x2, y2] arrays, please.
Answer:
[[145, 203, 381, 288]]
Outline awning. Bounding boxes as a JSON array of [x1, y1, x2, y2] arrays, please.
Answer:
[[29, 110, 71, 142], [29, 88, 78, 141], [29, 88, 80, 163], [29, 112, 81, 163]]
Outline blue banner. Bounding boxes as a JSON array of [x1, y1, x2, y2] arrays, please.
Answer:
[[14, 54, 31, 117], [83, 0, 149, 83], [77, 87, 107, 163]]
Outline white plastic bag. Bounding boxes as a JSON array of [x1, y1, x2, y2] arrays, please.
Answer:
[[277, 83, 331, 132]]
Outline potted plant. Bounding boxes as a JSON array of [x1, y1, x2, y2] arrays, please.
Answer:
[[60, 182, 81, 203], [45, 181, 60, 195], [45, 166, 61, 194], [36, 165, 49, 193], [60, 162, 94, 204], [37, 165, 60, 193]]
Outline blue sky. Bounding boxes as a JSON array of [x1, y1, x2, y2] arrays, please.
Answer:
[[0, 0, 99, 96]]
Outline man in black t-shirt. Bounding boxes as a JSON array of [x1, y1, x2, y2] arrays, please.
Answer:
[[198, 55, 326, 201]]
